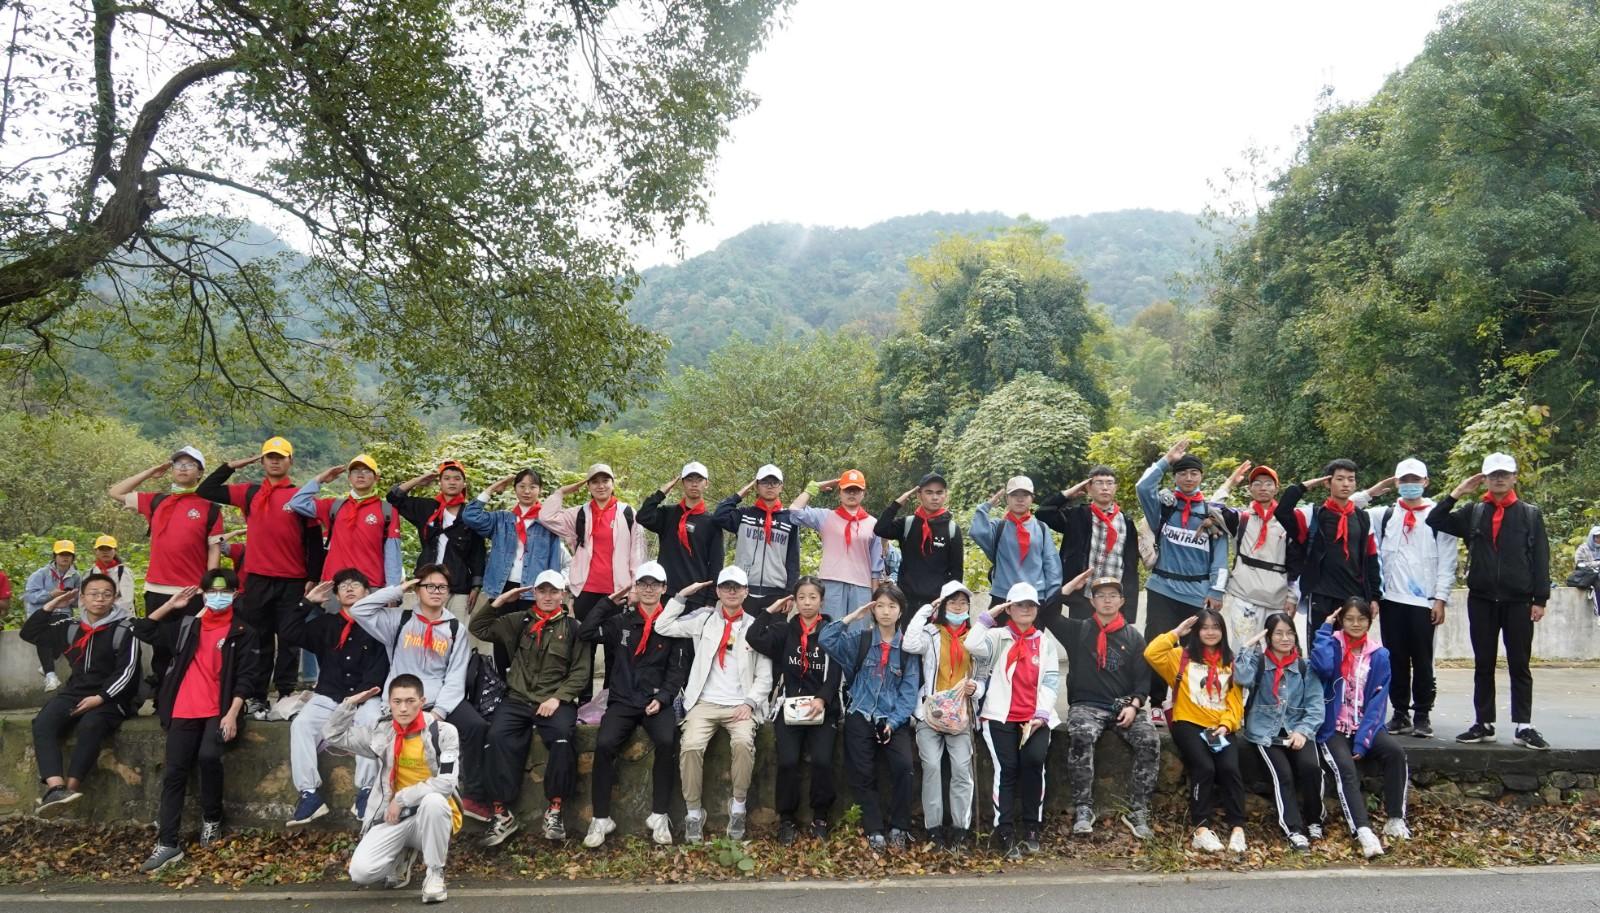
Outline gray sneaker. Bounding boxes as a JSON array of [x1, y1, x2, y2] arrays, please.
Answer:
[[199, 819, 224, 847], [727, 810, 747, 841], [1072, 804, 1094, 836], [685, 810, 705, 844], [140, 843, 185, 873], [1120, 810, 1153, 840]]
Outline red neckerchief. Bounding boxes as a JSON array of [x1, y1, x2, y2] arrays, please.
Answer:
[[1201, 647, 1225, 700], [1342, 634, 1367, 684], [1482, 490, 1519, 548], [717, 607, 745, 668], [1322, 498, 1356, 559], [1174, 489, 1205, 527], [912, 506, 947, 555], [201, 606, 234, 633], [1005, 621, 1038, 675], [94, 559, 120, 574], [1089, 502, 1121, 556], [677, 500, 706, 554], [590, 497, 619, 539], [251, 476, 293, 519], [427, 493, 466, 527], [1005, 511, 1033, 562], [633, 603, 661, 657], [835, 505, 870, 548], [415, 611, 448, 652], [340, 492, 382, 538], [877, 634, 892, 670], [527, 607, 563, 645], [755, 498, 783, 543], [68, 619, 110, 660], [513, 503, 542, 550], [1399, 501, 1428, 536], [797, 614, 822, 676], [153, 491, 197, 539], [390, 713, 427, 787], [1251, 499, 1278, 549], [1094, 613, 1125, 668], [1265, 647, 1298, 699], [50, 567, 71, 590], [942, 619, 969, 670], [336, 608, 359, 649]]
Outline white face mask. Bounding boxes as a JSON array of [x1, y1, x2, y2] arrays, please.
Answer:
[[203, 592, 235, 612]]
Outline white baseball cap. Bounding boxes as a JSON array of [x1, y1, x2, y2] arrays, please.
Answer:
[[680, 461, 709, 480], [584, 463, 616, 482], [938, 580, 973, 602], [1006, 475, 1035, 495], [755, 464, 783, 483], [716, 565, 749, 586], [533, 569, 568, 591], [1005, 582, 1040, 605], [1482, 452, 1518, 475], [171, 445, 205, 469], [634, 561, 667, 584], [1394, 458, 1428, 479]]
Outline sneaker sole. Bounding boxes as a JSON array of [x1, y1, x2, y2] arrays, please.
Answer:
[[37, 793, 82, 819], [286, 805, 329, 828], [142, 851, 185, 874], [481, 824, 520, 848], [424, 891, 448, 904], [1119, 816, 1148, 839], [1514, 739, 1550, 750], [1455, 735, 1496, 743]]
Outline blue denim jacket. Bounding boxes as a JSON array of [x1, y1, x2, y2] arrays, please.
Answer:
[[461, 496, 563, 597], [819, 617, 921, 729]]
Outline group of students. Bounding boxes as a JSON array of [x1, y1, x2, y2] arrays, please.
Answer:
[[12, 434, 1558, 903]]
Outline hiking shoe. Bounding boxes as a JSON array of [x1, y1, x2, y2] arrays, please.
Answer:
[[246, 698, 270, 721], [1121, 810, 1153, 841], [1455, 722, 1496, 743], [1411, 715, 1434, 739], [199, 818, 224, 847], [350, 787, 371, 820], [541, 805, 565, 841], [37, 785, 81, 818], [1357, 826, 1384, 858], [1383, 818, 1412, 840], [1307, 823, 1324, 841], [422, 866, 447, 904], [646, 812, 673, 845], [727, 810, 747, 841], [458, 795, 493, 823], [1386, 713, 1413, 736], [1191, 827, 1223, 853], [287, 790, 329, 827], [777, 819, 799, 846], [1227, 827, 1246, 854], [811, 818, 830, 841], [1289, 832, 1310, 852], [385, 848, 417, 889], [685, 810, 705, 844], [43, 671, 60, 692], [888, 828, 908, 851], [1514, 727, 1550, 750], [481, 810, 519, 848], [1021, 826, 1041, 855], [1072, 804, 1094, 836], [582, 816, 616, 849], [867, 831, 887, 854], [140, 843, 184, 873], [1001, 833, 1022, 860]]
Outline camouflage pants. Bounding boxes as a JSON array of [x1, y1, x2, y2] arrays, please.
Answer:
[[1065, 703, 1161, 812]]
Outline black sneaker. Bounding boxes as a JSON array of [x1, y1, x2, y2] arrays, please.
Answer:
[[1021, 826, 1041, 855], [1455, 722, 1497, 743], [777, 819, 798, 846], [1514, 727, 1550, 751], [810, 818, 829, 841], [948, 827, 972, 850], [246, 698, 270, 721], [37, 785, 81, 818], [140, 843, 185, 873], [1386, 713, 1413, 736], [1411, 714, 1434, 738], [925, 825, 947, 850], [1002, 833, 1022, 860]]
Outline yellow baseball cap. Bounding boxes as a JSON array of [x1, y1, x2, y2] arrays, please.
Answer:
[[52, 539, 75, 555], [348, 453, 379, 474], [261, 436, 294, 457], [94, 535, 118, 550]]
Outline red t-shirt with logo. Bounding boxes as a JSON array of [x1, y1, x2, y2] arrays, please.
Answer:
[[222, 480, 307, 579], [311, 495, 401, 585], [1005, 632, 1043, 723], [173, 612, 231, 719], [137, 492, 224, 589]]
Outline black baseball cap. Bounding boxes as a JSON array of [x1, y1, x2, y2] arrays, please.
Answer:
[[918, 471, 948, 488]]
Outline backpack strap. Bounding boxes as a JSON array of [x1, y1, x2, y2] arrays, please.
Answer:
[[394, 608, 461, 651], [241, 483, 261, 518], [904, 515, 916, 541], [576, 504, 635, 549]]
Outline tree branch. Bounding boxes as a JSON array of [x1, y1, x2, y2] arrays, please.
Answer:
[[148, 166, 334, 233], [78, 0, 119, 224]]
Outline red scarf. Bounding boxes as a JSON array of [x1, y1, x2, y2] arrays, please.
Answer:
[[913, 506, 947, 555], [590, 497, 619, 537], [513, 503, 542, 551], [527, 607, 562, 645], [1399, 501, 1428, 536], [251, 476, 293, 519], [878, 635, 892, 670], [677, 500, 706, 553], [1265, 648, 1298, 699], [633, 604, 661, 657], [717, 607, 744, 667], [1201, 647, 1225, 700], [390, 713, 427, 786], [427, 493, 466, 527], [1005, 511, 1033, 562], [942, 620, 969, 670], [68, 619, 109, 659], [755, 498, 783, 543], [1251, 499, 1278, 550], [797, 615, 821, 676], [1174, 489, 1205, 527], [1342, 634, 1367, 684], [1322, 498, 1356, 559], [415, 611, 448, 653], [335, 608, 359, 649], [1005, 621, 1038, 675], [835, 505, 870, 548], [94, 559, 119, 574], [340, 492, 382, 537], [1482, 490, 1519, 547], [1093, 613, 1125, 668], [1090, 503, 1121, 556], [50, 567, 71, 590]]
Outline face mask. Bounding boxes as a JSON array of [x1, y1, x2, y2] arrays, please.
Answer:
[[1398, 483, 1425, 500], [204, 592, 235, 612], [944, 612, 969, 625]]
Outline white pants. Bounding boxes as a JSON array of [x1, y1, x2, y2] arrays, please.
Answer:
[[915, 721, 975, 829], [1221, 593, 1305, 654], [348, 793, 454, 882], [291, 694, 380, 793]]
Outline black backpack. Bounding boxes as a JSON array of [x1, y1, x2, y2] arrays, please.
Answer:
[[466, 651, 507, 717]]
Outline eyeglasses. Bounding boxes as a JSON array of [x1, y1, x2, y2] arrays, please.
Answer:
[[418, 583, 450, 593], [336, 581, 367, 592]]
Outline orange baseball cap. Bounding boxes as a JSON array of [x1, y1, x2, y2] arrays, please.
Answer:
[[437, 459, 466, 475], [838, 469, 867, 490], [1248, 465, 1279, 484]]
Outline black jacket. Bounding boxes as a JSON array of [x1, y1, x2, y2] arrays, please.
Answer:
[[1276, 484, 1381, 602], [1035, 493, 1140, 619], [1038, 593, 1150, 711], [279, 599, 390, 702], [637, 492, 724, 598], [1427, 494, 1550, 604], [578, 600, 691, 711], [873, 501, 963, 600], [747, 611, 843, 717], [20, 608, 141, 709], [133, 612, 264, 728], [387, 489, 487, 594]]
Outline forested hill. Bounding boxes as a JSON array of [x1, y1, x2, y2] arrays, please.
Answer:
[[628, 209, 1213, 368]]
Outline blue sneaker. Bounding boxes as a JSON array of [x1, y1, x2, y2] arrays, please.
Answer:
[[287, 790, 328, 827], [351, 787, 371, 821]]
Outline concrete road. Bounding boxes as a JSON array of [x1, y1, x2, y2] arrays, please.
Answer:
[[6, 865, 1600, 912], [1425, 667, 1600, 749]]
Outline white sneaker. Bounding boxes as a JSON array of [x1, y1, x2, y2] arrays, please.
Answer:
[[1383, 818, 1412, 841], [583, 816, 616, 849], [1191, 827, 1224, 853], [1227, 827, 1247, 853], [1307, 823, 1324, 841], [1357, 826, 1385, 858], [421, 866, 447, 904], [43, 672, 60, 692], [645, 812, 673, 845], [1289, 833, 1310, 852]]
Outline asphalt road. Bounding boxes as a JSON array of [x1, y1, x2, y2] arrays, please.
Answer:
[[6, 864, 1600, 912]]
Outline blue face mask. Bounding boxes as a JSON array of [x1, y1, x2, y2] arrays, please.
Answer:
[[203, 592, 234, 612], [944, 612, 970, 625], [1398, 483, 1425, 500]]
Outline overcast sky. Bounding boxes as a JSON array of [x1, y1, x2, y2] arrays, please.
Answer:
[[637, 0, 1454, 267]]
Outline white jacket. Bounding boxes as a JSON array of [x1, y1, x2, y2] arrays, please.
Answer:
[[656, 598, 773, 716], [964, 619, 1062, 728], [322, 699, 460, 835], [901, 603, 987, 723]]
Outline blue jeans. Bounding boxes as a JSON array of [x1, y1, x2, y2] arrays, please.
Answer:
[[823, 581, 873, 617]]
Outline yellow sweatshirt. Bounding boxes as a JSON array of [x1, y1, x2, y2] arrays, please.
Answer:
[[1143, 631, 1244, 732]]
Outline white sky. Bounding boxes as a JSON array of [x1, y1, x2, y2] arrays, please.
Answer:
[[636, 0, 1454, 267]]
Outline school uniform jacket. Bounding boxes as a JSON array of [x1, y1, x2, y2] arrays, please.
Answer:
[[132, 610, 264, 728], [579, 600, 692, 712], [322, 699, 459, 836], [20, 605, 141, 709], [654, 598, 773, 715]]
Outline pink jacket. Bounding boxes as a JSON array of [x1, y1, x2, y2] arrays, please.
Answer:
[[539, 489, 648, 595]]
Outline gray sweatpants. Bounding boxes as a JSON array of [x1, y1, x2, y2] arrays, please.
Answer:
[[915, 721, 975, 830], [348, 793, 454, 882], [292, 694, 380, 793]]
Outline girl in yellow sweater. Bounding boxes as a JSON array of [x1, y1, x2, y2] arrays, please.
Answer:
[[1144, 609, 1246, 854]]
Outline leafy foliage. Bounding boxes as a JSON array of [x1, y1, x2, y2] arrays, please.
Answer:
[[1087, 402, 1249, 510], [938, 372, 1091, 507]]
